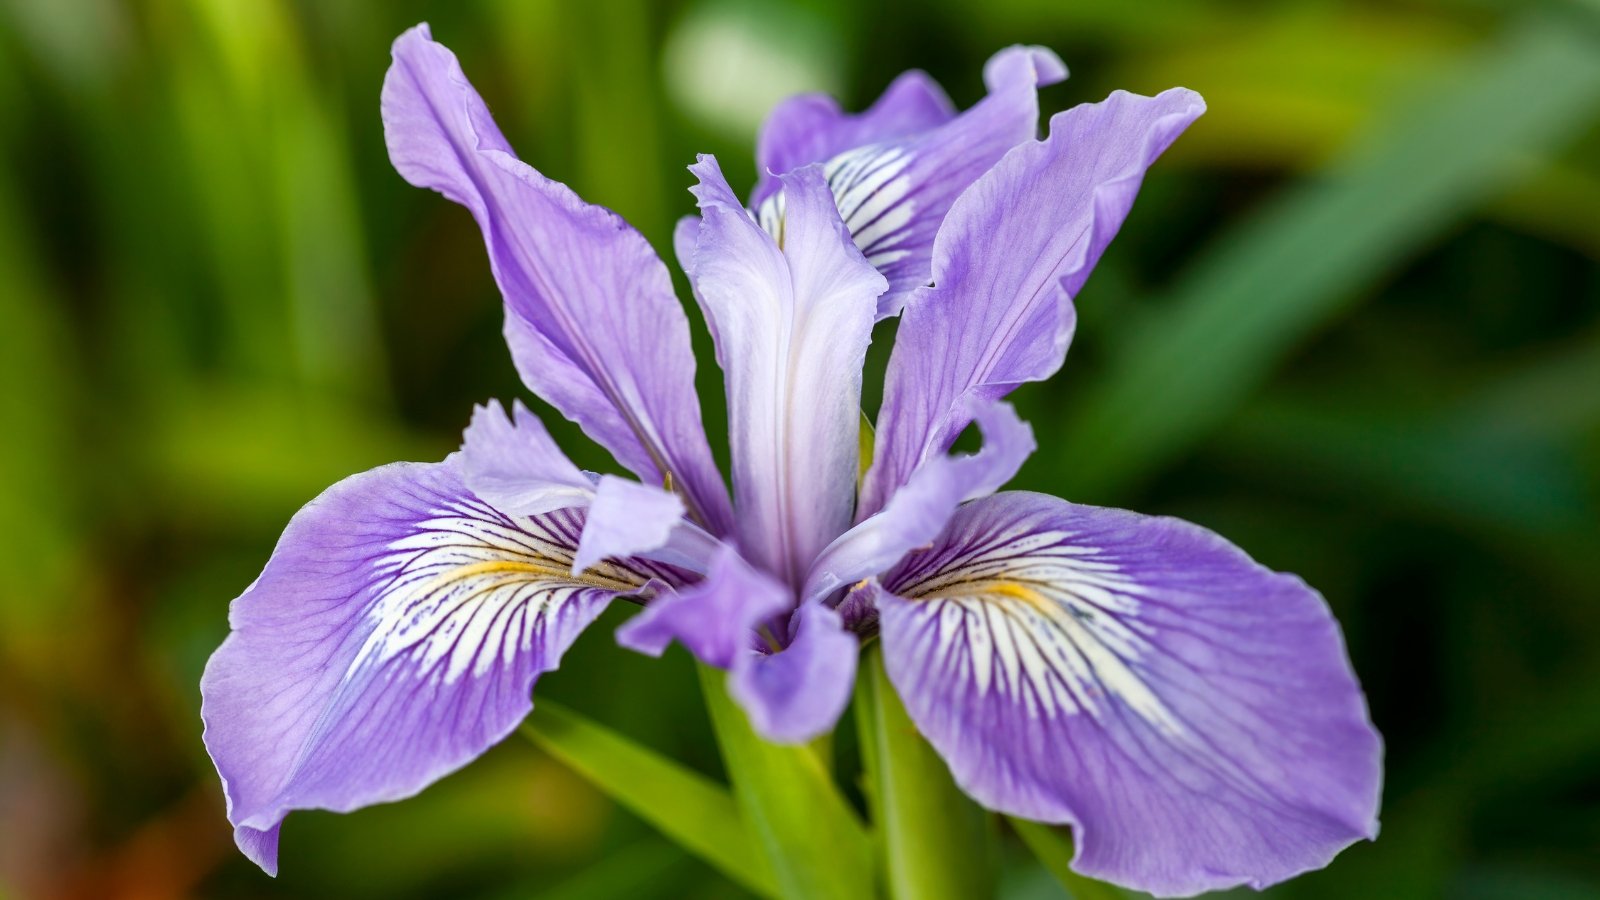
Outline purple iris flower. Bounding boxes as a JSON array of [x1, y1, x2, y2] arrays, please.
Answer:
[[201, 23, 1382, 896]]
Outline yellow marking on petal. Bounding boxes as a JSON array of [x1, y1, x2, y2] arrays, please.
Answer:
[[442, 559, 641, 593], [917, 578, 1054, 612]]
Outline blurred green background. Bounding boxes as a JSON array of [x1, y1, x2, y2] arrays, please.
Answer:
[[2, 0, 1598, 897]]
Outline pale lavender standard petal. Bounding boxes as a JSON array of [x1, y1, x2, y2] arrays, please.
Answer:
[[683, 157, 886, 586], [862, 88, 1205, 516], [201, 461, 670, 874], [382, 25, 732, 534], [755, 46, 1068, 316], [802, 400, 1033, 603], [875, 492, 1382, 897]]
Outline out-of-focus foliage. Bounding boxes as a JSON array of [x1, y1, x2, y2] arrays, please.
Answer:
[[0, 0, 1596, 897]]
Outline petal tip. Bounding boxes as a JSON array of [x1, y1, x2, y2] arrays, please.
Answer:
[[984, 45, 1069, 92]]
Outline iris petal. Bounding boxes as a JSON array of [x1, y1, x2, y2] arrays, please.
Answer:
[[201, 461, 670, 873], [382, 24, 732, 533], [803, 400, 1033, 603], [754, 46, 1066, 316], [683, 157, 885, 587], [873, 492, 1382, 897], [863, 88, 1204, 516]]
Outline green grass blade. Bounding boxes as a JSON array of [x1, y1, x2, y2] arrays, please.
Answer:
[[1010, 820, 1126, 900], [862, 646, 997, 900], [1053, 12, 1600, 499], [698, 665, 874, 900], [521, 701, 776, 899]]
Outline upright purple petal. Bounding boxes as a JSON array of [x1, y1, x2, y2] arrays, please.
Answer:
[[729, 601, 858, 743], [755, 46, 1067, 315], [201, 461, 670, 874], [382, 24, 732, 533], [874, 492, 1382, 896], [861, 88, 1204, 515], [802, 401, 1033, 604], [683, 157, 886, 586]]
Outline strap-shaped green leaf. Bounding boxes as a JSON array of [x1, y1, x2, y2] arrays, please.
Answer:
[[521, 701, 777, 898], [698, 665, 875, 900], [1010, 819, 1127, 900], [859, 645, 996, 900]]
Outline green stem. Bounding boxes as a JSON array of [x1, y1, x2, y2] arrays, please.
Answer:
[[698, 664, 874, 900], [861, 644, 997, 900]]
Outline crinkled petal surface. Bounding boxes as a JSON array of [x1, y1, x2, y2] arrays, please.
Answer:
[[200, 461, 669, 874], [382, 24, 732, 533], [755, 46, 1068, 316], [875, 492, 1382, 897], [863, 88, 1203, 514], [684, 157, 885, 586]]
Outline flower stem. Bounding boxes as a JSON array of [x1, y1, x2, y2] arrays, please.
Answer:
[[859, 644, 997, 900]]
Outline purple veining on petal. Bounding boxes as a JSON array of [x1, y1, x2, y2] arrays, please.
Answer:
[[382, 24, 733, 534], [753, 69, 956, 207], [201, 459, 671, 874], [875, 492, 1382, 897], [754, 45, 1068, 316]]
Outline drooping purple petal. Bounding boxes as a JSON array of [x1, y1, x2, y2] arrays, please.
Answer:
[[618, 547, 856, 744], [874, 492, 1382, 897], [729, 602, 858, 743], [201, 460, 669, 874], [458, 399, 593, 516], [802, 400, 1033, 604], [754, 46, 1067, 316], [861, 88, 1204, 516], [616, 545, 788, 667], [382, 24, 732, 534], [753, 69, 955, 205], [683, 157, 886, 586]]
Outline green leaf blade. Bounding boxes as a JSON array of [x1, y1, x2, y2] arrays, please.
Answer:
[[521, 701, 776, 898]]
